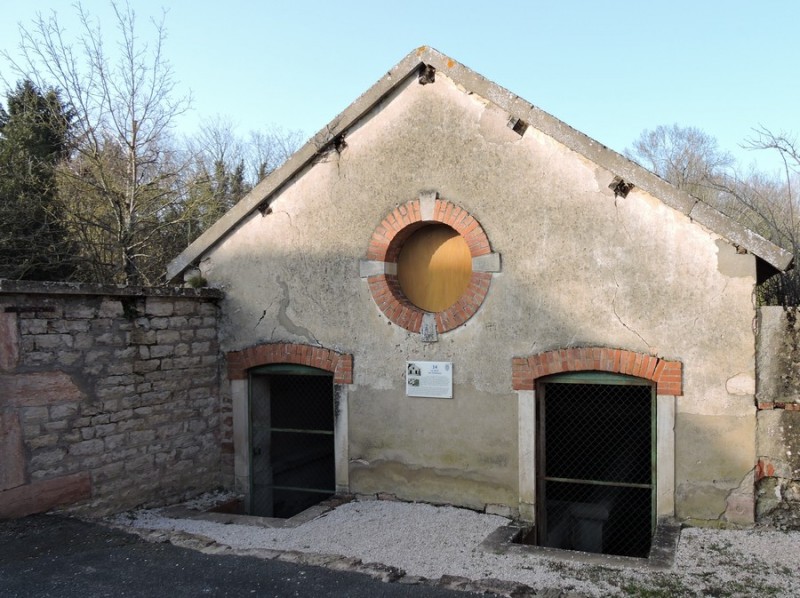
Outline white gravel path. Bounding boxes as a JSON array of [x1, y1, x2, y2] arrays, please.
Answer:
[[110, 498, 800, 597]]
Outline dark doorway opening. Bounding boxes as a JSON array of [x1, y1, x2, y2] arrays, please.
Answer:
[[250, 365, 335, 518], [537, 373, 654, 558]]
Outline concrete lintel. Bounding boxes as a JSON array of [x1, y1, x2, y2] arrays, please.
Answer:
[[359, 260, 397, 278], [472, 253, 502, 273]]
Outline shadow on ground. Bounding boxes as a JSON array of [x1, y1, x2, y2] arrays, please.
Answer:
[[0, 515, 472, 598]]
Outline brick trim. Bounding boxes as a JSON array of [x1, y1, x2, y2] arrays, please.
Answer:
[[512, 347, 683, 396], [227, 342, 353, 384], [365, 198, 493, 334]]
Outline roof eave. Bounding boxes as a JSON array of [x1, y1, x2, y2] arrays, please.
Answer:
[[167, 46, 793, 280]]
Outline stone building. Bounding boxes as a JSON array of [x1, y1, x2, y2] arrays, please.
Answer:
[[167, 47, 792, 557]]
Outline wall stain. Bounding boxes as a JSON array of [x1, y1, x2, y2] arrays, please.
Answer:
[[276, 277, 318, 345]]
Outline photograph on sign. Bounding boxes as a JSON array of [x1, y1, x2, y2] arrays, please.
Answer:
[[406, 361, 453, 398]]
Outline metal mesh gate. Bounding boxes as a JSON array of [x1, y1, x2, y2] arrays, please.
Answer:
[[538, 375, 654, 558], [250, 369, 335, 518]]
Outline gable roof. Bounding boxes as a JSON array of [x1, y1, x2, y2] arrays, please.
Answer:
[[167, 46, 793, 281]]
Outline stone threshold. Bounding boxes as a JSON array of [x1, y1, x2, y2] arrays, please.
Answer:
[[479, 519, 681, 572], [158, 495, 346, 529]]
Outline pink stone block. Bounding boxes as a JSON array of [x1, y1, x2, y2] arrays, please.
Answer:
[[0, 312, 19, 371], [0, 472, 91, 518], [0, 412, 26, 491]]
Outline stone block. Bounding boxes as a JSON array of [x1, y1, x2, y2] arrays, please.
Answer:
[[191, 342, 211, 355], [130, 329, 157, 345], [169, 316, 189, 328], [27, 434, 60, 450], [104, 433, 127, 452], [108, 409, 133, 423], [95, 331, 123, 346], [63, 320, 91, 333], [156, 330, 181, 344], [73, 333, 95, 350], [61, 431, 81, 443], [0, 472, 91, 518], [92, 461, 125, 482], [19, 317, 47, 335], [34, 333, 73, 350], [128, 430, 156, 445], [172, 301, 197, 316], [107, 362, 134, 375], [2, 372, 85, 408], [99, 300, 124, 318], [50, 403, 79, 420], [145, 298, 174, 317], [0, 412, 26, 490], [0, 312, 19, 371], [43, 420, 67, 432], [63, 305, 97, 319], [94, 423, 118, 437], [150, 345, 174, 358], [69, 439, 104, 456], [199, 303, 217, 317], [133, 359, 161, 374], [114, 347, 137, 360], [57, 352, 82, 366], [20, 406, 49, 424], [124, 455, 154, 473], [29, 448, 67, 469], [24, 352, 56, 366], [150, 317, 170, 330]]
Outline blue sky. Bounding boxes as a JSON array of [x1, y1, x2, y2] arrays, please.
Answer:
[[1, 1, 798, 174]]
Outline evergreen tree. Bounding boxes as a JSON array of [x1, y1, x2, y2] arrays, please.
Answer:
[[0, 80, 75, 280]]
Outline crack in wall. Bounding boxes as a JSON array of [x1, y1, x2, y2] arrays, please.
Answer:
[[611, 272, 653, 351]]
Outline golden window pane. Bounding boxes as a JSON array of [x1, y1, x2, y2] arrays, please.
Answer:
[[397, 224, 472, 313]]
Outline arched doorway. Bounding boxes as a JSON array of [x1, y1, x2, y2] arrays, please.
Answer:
[[537, 372, 655, 557], [249, 364, 335, 518]]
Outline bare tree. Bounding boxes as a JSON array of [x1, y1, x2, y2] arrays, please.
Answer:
[[626, 124, 734, 203], [627, 124, 800, 305], [2, 1, 192, 284], [178, 119, 304, 243], [248, 125, 304, 182]]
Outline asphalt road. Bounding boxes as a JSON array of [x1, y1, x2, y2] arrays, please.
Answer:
[[0, 515, 474, 597]]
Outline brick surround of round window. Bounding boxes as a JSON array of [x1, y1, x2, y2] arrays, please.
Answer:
[[364, 197, 495, 334]]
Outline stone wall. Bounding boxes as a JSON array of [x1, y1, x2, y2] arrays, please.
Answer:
[[756, 306, 800, 527], [0, 280, 225, 518]]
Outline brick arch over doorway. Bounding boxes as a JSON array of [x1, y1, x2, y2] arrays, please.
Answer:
[[226, 342, 353, 384], [512, 347, 682, 395]]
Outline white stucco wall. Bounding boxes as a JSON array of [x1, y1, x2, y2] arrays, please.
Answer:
[[201, 72, 758, 523]]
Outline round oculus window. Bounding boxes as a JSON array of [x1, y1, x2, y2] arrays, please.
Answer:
[[396, 224, 472, 313]]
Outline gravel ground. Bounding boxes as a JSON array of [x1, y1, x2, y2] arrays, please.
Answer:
[[109, 497, 800, 597]]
